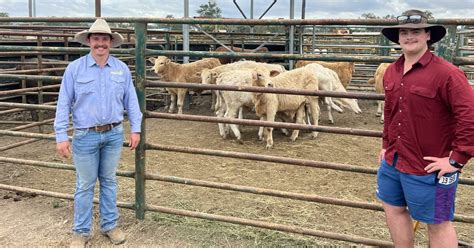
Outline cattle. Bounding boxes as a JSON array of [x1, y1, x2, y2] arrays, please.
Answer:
[[151, 56, 221, 114], [368, 63, 390, 123], [252, 67, 320, 149], [295, 61, 355, 89]]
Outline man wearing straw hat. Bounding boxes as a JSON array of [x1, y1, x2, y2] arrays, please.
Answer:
[[54, 18, 142, 247], [376, 9, 474, 247]]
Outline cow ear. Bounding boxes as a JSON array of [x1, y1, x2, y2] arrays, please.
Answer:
[[165, 58, 171, 64], [270, 70, 280, 77], [252, 71, 258, 81], [147, 57, 156, 64]]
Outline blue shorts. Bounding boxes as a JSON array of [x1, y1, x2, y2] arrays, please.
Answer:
[[376, 156, 459, 224]]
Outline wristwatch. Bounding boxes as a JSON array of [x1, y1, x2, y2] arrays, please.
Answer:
[[449, 158, 464, 169]]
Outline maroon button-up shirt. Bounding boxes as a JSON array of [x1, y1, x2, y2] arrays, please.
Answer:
[[383, 50, 474, 175]]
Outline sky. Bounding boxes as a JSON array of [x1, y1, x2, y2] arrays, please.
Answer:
[[1, 0, 473, 19]]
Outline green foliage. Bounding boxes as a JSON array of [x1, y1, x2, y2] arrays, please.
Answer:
[[361, 12, 378, 19], [0, 12, 9, 24], [383, 14, 397, 19], [361, 10, 434, 19], [165, 14, 182, 31], [423, 10, 434, 19], [196, 1, 222, 18], [196, 1, 222, 32]]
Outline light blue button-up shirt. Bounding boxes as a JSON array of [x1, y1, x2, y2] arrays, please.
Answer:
[[54, 53, 143, 142]]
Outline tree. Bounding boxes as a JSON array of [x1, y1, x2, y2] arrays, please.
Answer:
[[382, 14, 396, 19], [196, 1, 223, 32], [165, 14, 182, 31], [423, 10, 434, 19], [0, 12, 9, 17], [361, 12, 378, 19], [361, 11, 434, 20], [197, 1, 222, 18]]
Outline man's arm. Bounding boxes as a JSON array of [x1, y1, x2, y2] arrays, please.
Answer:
[[380, 76, 391, 163], [54, 65, 75, 158], [123, 67, 143, 150], [424, 69, 474, 177], [445, 69, 474, 165]]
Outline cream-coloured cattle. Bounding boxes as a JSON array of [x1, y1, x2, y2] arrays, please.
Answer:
[[296, 61, 355, 89], [368, 63, 390, 123], [252, 67, 320, 149], [151, 56, 221, 114]]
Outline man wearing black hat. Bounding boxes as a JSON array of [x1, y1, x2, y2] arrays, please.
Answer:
[[376, 9, 474, 247]]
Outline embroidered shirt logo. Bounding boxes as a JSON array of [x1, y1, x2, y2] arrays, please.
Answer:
[[111, 70, 123, 76], [438, 173, 457, 185]]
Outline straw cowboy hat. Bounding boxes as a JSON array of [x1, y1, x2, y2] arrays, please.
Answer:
[[381, 9, 446, 44], [74, 18, 124, 47]]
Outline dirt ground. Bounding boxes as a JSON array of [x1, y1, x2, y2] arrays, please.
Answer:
[[0, 97, 473, 247]]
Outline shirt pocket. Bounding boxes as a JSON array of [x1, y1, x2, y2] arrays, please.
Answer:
[[111, 75, 125, 97], [409, 86, 441, 118], [383, 81, 395, 108], [75, 76, 95, 95]]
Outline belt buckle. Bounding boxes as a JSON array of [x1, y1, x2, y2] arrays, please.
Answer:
[[93, 123, 116, 133], [94, 125, 102, 132]]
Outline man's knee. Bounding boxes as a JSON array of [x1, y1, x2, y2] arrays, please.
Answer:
[[382, 202, 408, 216], [428, 221, 454, 234]]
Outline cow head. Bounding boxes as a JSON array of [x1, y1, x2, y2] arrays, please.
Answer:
[[251, 69, 271, 88], [201, 69, 219, 85], [153, 56, 171, 74]]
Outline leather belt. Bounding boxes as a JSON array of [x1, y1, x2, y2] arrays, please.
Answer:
[[83, 122, 121, 133]]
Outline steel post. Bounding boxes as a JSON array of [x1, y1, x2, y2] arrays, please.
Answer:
[[134, 21, 147, 220]]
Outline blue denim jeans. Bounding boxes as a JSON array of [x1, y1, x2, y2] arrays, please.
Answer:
[[71, 124, 124, 236]]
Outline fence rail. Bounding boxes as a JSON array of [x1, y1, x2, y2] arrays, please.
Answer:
[[0, 17, 473, 245]]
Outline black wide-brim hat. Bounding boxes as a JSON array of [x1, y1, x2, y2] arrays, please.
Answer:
[[381, 9, 446, 44], [382, 23, 446, 44]]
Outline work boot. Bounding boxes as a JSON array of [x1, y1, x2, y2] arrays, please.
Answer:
[[103, 227, 126, 245], [70, 234, 90, 248]]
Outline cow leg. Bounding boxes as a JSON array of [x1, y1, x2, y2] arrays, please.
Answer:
[[225, 104, 243, 143], [265, 110, 276, 149], [216, 103, 228, 139], [280, 127, 290, 136], [211, 90, 217, 111], [325, 97, 335, 124], [236, 106, 244, 130], [168, 92, 177, 113], [331, 98, 345, 113], [291, 105, 306, 142], [176, 89, 187, 115], [380, 101, 385, 124], [258, 116, 265, 141], [308, 99, 320, 139], [305, 103, 312, 125], [376, 100, 382, 117], [215, 92, 229, 138]]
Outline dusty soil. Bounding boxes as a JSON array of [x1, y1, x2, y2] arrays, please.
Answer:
[[0, 97, 473, 247]]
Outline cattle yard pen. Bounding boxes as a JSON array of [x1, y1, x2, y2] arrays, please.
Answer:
[[0, 16, 473, 246]]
